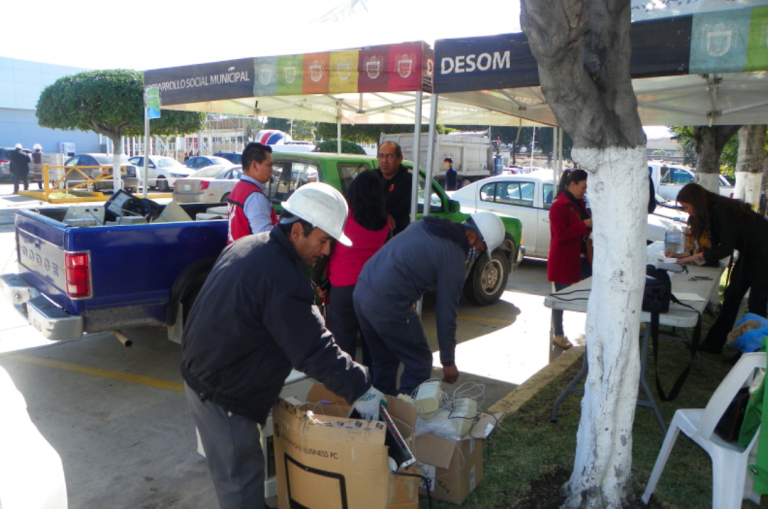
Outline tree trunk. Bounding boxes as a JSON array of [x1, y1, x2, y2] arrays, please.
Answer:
[[521, 1, 647, 507], [109, 135, 123, 193], [734, 125, 766, 208], [692, 126, 740, 193]]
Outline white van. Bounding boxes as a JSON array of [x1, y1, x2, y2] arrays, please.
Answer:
[[648, 162, 733, 201]]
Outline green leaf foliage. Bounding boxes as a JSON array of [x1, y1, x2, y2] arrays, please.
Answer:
[[36, 69, 205, 144], [314, 139, 366, 155]]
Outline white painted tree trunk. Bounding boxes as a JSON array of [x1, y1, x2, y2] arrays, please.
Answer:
[[735, 172, 762, 208], [563, 146, 647, 509], [697, 173, 721, 194], [112, 141, 123, 194], [734, 125, 767, 209]]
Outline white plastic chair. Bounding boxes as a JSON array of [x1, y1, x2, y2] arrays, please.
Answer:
[[642, 352, 765, 508]]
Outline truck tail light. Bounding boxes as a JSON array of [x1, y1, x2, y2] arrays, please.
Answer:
[[200, 181, 209, 190], [65, 252, 91, 298]]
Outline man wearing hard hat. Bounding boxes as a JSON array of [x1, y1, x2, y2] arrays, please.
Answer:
[[353, 212, 505, 396], [7, 143, 31, 194], [31, 144, 44, 190], [181, 182, 385, 509]]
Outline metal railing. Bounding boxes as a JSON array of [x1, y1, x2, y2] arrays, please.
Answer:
[[41, 164, 131, 198]]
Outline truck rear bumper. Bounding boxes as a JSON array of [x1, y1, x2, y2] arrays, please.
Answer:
[[0, 274, 83, 340]]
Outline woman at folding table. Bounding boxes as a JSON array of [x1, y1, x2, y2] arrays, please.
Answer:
[[670, 183, 768, 355], [547, 169, 592, 350]]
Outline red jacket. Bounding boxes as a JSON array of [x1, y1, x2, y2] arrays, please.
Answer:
[[547, 192, 590, 284]]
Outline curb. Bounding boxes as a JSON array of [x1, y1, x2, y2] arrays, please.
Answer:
[[488, 346, 585, 415]]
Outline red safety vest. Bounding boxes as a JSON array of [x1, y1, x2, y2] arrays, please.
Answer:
[[227, 180, 278, 244]]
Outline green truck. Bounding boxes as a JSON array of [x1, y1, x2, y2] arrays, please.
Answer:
[[264, 151, 524, 305]]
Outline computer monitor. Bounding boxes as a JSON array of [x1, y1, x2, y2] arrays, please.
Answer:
[[285, 454, 348, 509]]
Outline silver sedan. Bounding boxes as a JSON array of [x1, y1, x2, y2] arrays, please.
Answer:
[[172, 164, 242, 203]]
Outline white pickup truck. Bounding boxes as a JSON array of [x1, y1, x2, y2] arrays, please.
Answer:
[[649, 162, 734, 202]]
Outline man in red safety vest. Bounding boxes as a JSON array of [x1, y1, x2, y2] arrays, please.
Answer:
[[227, 143, 278, 244]]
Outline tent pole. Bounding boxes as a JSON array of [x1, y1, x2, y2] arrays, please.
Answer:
[[410, 91, 423, 222], [337, 103, 342, 155], [423, 94, 439, 218], [143, 92, 149, 199]]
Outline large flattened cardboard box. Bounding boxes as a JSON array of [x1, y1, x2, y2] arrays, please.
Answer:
[[272, 384, 419, 509], [414, 413, 500, 505]]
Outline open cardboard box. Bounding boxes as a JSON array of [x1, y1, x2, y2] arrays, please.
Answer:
[[272, 384, 420, 509], [414, 412, 501, 505]]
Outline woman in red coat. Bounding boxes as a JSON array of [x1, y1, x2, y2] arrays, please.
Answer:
[[548, 169, 592, 349]]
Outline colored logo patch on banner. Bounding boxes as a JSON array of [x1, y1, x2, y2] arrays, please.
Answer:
[[303, 53, 330, 94], [329, 50, 360, 94], [358, 46, 390, 93], [690, 9, 751, 73], [277, 55, 304, 95], [388, 43, 424, 92], [253, 57, 278, 96], [746, 7, 768, 71]]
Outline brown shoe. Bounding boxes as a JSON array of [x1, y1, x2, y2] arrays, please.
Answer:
[[552, 335, 573, 350]]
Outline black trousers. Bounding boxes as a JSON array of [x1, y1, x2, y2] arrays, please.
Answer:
[[701, 259, 768, 353], [12, 172, 28, 193], [326, 284, 371, 366]]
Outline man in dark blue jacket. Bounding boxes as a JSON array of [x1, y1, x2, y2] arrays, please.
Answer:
[[444, 157, 457, 191], [182, 183, 384, 509], [353, 212, 504, 396]]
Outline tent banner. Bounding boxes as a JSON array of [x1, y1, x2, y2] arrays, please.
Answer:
[[145, 42, 433, 106], [434, 6, 768, 94], [144, 58, 255, 106], [631, 0, 768, 22]]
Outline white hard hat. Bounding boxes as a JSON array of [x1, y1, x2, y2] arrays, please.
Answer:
[[281, 183, 351, 246], [33, 144, 42, 150], [467, 212, 505, 258], [14, 143, 22, 149]]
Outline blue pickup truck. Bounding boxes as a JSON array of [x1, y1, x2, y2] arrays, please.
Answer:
[[1, 155, 524, 343], [1, 193, 227, 343]]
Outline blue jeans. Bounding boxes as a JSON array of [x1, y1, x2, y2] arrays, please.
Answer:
[[552, 259, 592, 337], [353, 298, 433, 396]]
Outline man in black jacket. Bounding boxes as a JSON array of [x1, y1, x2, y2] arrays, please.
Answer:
[[375, 141, 413, 235], [8, 144, 31, 194], [181, 183, 384, 509]]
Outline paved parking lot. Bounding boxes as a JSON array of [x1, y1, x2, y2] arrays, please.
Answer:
[[0, 184, 586, 508]]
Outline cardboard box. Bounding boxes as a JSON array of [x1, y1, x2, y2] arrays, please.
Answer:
[[272, 384, 419, 509], [414, 413, 500, 505]]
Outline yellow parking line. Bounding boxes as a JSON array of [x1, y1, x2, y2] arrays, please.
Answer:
[[422, 312, 514, 325], [10, 355, 184, 392]]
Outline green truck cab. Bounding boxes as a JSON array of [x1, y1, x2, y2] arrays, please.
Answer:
[[266, 151, 524, 305]]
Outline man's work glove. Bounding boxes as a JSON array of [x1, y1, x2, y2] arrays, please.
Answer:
[[353, 386, 386, 421]]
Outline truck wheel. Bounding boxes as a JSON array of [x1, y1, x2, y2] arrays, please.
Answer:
[[157, 177, 170, 192], [463, 250, 508, 305]]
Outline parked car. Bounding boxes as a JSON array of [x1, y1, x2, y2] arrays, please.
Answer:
[[173, 164, 242, 203], [213, 152, 242, 164], [649, 162, 733, 201], [184, 155, 231, 170], [127, 155, 194, 191], [63, 153, 139, 192], [0, 147, 33, 181], [451, 170, 688, 259]]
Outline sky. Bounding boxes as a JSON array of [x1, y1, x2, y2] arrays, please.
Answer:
[[1, 0, 673, 138]]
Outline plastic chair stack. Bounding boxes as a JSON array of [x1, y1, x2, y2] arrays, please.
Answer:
[[642, 352, 764, 508]]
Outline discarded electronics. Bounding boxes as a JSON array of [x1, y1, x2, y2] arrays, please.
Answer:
[[272, 384, 420, 509]]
